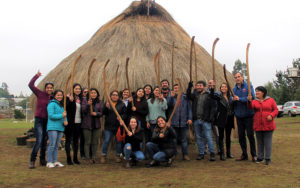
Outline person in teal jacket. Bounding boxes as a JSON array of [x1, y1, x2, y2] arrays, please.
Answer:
[[46, 89, 68, 168]]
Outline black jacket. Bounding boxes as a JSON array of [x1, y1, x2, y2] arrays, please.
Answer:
[[103, 100, 127, 133], [186, 86, 217, 123], [127, 98, 149, 129], [65, 96, 82, 133], [151, 127, 177, 158], [214, 93, 235, 129], [124, 126, 143, 151]]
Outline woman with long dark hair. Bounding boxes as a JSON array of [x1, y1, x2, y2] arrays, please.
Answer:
[[81, 88, 103, 164], [46, 89, 67, 168], [145, 86, 168, 142], [146, 116, 177, 167], [215, 83, 235, 160], [65, 83, 83, 165], [122, 117, 145, 168], [101, 90, 127, 163], [143, 84, 153, 100], [248, 86, 278, 165], [28, 71, 54, 169]]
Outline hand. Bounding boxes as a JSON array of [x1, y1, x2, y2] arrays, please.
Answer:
[[159, 133, 164, 138], [128, 97, 133, 102], [146, 122, 150, 129], [233, 96, 239, 101], [37, 70, 42, 77], [88, 99, 92, 105], [105, 102, 110, 109], [267, 115, 273, 121], [69, 95, 74, 102], [119, 120, 124, 127], [159, 94, 164, 101], [91, 112, 97, 116], [63, 111, 67, 118], [132, 106, 136, 112], [166, 122, 171, 128], [128, 131, 133, 136], [247, 95, 252, 102], [171, 91, 175, 97], [187, 120, 193, 125], [64, 121, 68, 126], [188, 81, 193, 89]]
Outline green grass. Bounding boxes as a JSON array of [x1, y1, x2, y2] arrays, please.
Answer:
[[0, 117, 300, 187]]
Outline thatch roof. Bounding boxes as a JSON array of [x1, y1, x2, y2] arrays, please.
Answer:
[[34, 1, 235, 101]]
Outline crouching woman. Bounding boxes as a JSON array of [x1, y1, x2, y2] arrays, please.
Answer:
[[46, 90, 68, 168], [146, 116, 177, 167], [122, 117, 145, 168]]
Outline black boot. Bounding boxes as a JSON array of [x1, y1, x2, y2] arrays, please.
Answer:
[[73, 155, 80, 164], [220, 153, 226, 161], [39, 159, 47, 166], [210, 153, 216, 161], [67, 156, 73, 165]]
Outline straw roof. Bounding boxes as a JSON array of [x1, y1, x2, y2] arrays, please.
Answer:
[[34, 1, 235, 101]]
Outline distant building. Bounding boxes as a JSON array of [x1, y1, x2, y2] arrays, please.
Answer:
[[0, 98, 9, 111]]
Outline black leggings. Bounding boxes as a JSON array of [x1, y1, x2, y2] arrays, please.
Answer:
[[218, 126, 232, 154], [65, 123, 81, 160]]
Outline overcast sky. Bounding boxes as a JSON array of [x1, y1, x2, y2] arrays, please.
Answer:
[[1, 0, 299, 96]]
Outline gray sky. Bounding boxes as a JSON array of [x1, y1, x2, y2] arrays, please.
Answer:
[[1, 0, 300, 96]]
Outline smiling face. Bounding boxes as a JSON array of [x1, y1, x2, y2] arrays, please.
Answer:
[[255, 89, 264, 99], [122, 89, 129, 99], [144, 86, 152, 95], [45, 84, 54, 95], [111, 91, 119, 102], [83, 89, 89, 97], [129, 118, 138, 130], [161, 81, 169, 88], [195, 83, 205, 93], [153, 88, 160, 97], [157, 117, 166, 128], [90, 90, 97, 100], [234, 73, 244, 85], [73, 85, 81, 96], [136, 89, 144, 99], [173, 85, 179, 94], [54, 91, 63, 102], [220, 84, 228, 94]]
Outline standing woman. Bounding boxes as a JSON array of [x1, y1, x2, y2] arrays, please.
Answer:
[[80, 88, 89, 160], [128, 88, 149, 134], [146, 86, 168, 142], [248, 86, 278, 165], [146, 116, 177, 167], [28, 71, 54, 169], [101, 90, 127, 163], [46, 89, 67, 168], [81, 88, 103, 164], [215, 83, 235, 160], [143, 84, 153, 100], [65, 83, 83, 165], [122, 117, 145, 168]]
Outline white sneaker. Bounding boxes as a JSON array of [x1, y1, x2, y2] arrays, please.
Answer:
[[46, 162, 55, 168], [54, 161, 64, 167]]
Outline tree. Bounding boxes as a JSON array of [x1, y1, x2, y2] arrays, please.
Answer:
[[14, 109, 25, 119], [0, 88, 10, 98], [232, 59, 247, 81], [17, 97, 29, 109]]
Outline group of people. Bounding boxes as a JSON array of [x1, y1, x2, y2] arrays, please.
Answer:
[[28, 70, 278, 169]]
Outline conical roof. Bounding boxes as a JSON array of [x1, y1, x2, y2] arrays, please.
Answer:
[[36, 1, 234, 97]]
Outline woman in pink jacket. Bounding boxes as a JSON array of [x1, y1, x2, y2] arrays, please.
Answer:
[[248, 86, 278, 165]]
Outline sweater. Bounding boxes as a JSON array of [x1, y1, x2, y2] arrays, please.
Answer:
[[28, 74, 52, 119], [81, 98, 104, 130], [47, 99, 66, 132], [146, 98, 168, 122]]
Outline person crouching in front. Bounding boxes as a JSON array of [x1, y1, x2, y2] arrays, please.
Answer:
[[145, 116, 177, 167]]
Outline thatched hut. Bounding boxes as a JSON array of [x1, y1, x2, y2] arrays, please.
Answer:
[[33, 1, 234, 101]]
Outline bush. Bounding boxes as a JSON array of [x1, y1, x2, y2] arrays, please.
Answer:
[[14, 110, 25, 119]]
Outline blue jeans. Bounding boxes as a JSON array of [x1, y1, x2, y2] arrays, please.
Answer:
[[146, 142, 168, 162], [194, 119, 215, 154], [101, 130, 122, 155], [47, 130, 63, 163], [173, 127, 188, 156], [30, 117, 48, 162], [123, 143, 145, 161]]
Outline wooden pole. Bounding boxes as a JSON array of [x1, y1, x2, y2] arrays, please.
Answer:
[[212, 38, 219, 82], [193, 42, 197, 82], [190, 36, 195, 82], [64, 74, 71, 121], [125, 57, 134, 107], [154, 49, 161, 89], [171, 42, 175, 89], [246, 43, 251, 97], [71, 55, 82, 98], [87, 58, 96, 113], [223, 64, 234, 96]]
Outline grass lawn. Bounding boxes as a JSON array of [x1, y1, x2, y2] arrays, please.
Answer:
[[0, 117, 300, 187]]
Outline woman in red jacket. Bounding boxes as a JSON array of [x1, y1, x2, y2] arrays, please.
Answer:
[[248, 86, 278, 165]]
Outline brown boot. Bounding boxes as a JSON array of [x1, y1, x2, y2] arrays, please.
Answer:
[[115, 155, 121, 163], [29, 161, 35, 169], [125, 161, 131, 168], [183, 155, 190, 161], [100, 155, 106, 164]]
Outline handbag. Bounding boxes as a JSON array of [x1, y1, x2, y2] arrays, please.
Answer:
[[116, 126, 125, 142]]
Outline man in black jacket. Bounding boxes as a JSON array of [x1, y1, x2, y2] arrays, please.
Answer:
[[187, 80, 217, 161]]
